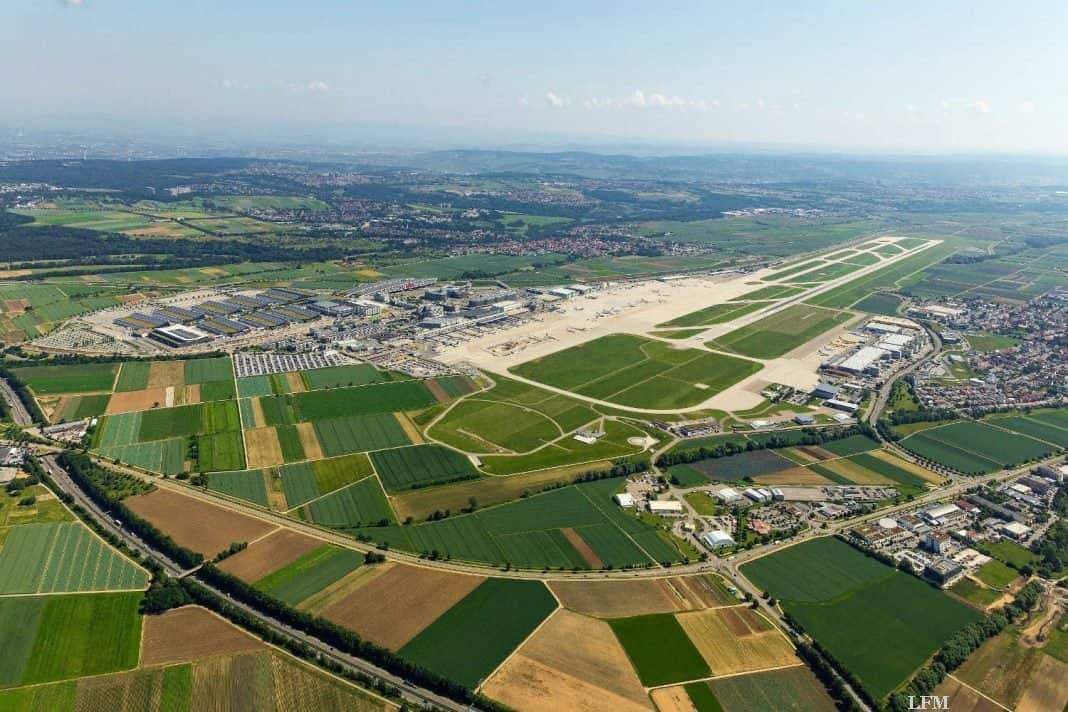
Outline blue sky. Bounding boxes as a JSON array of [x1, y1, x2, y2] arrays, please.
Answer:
[[2, 1, 1064, 152]]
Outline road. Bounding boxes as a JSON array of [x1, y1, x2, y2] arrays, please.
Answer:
[[0, 378, 33, 427], [40, 454, 471, 712]]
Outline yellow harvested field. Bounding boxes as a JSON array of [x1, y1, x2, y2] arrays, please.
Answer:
[[218, 528, 322, 582], [754, 467, 834, 485], [867, 449, 945, 483], [141, 606, 265, 665], [676, 607, 797, 675], [550, 575, 734, 618], [105, 387, 169, 414], [322, 564, 485, 650], [147, 361, 186, 389], [933, 677, 1012, 712], [818, 458, 894, 485], [650, 687, 698, 712], [394, 412, 425, 445], [181, 383, 201, 404], [244, 427, 285, 469], [285, 371, 306, 392], [296, 422, 324, 460], [485, 655, 652, 712], [1017, 655, 1068, 712]]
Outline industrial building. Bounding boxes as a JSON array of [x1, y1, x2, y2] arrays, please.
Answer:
[[647, 500, 685, 515], [702, 530, 736, 549], [613, 493, 635, 508], [148, 324, 213, 348]]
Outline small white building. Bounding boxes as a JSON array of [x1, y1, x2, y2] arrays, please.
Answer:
[[999, 521, 1032, 541], [702, 530, 736, 549], [715, 487, 743, 504], [613, 493, 635, 508]]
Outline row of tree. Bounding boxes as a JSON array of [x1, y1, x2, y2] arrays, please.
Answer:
[[656, 423, 878, 468]]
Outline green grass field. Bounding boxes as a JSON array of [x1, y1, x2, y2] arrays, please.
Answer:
[[113, 361, 151, 392], [97, 437, 186, 475], [901, 420, 1057, 474], [511, 333, 761, 409], [57, 393, 110, 422], [609, 613, 710, 686], [430, 399, 560, 453], [399, 578, 558, 688], [741, 537, 892, 602], [301, 364, 390, 390], [12, 363, 117, 395], [950, 577, 1004, 607], [991, 411, 1068, 448], [709, 304, 854, 359], [974, 559, 1022, 590], [259, 381, 437, 424], [253, 545, 364, 605], [197, 431, 246, 472], [370, 445, 478, 491], [819, 434, 880, 457], [0, 522, 147, 594], [0, 592, 143, 687], [853, 292, 903, 316], [278, 453, 376, 508], [183, 356, 232, 384], [307, 476, 394, 528], [977, 540, 1039, 569]]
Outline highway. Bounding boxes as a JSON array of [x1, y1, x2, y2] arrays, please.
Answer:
[[40, 454, 473, 712], [0, 378, 33, 427]]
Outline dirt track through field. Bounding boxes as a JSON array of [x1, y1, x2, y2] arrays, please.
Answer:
[[561, 528, 603, 569], [250, 398, 266, 428], [425, 379, 450, 403], [218, 528, 321, 582], [394, 412, 425, 445], [141, 605, 265, 665], [285, 372, 306, 392], [322, 564, 485, 650]]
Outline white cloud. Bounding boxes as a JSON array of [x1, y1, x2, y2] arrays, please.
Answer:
[[971, 99, 991, 113], [62, 0, 84, 5], [287, 81, 329, 93], [545, 91, 569, 108], [518, 96, 529, 106], [221, 79, 249, 90], [625, 89, 646, 108], [1018, 100, 1036, 113], [307, 81, 329, 93]]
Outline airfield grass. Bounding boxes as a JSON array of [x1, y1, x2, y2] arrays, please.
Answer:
[[729, 284, 805, 301], [806, 240, 953, 309], [609, 613, 710, 687], [477, 419, 646, 475], [12, 362, 117, 395], [430, 398, 560, 452], [398, 578, 558, 688], [254, 545, 364, 606], [511, 333, 761, 409], [370, 445, 478, 491], [657, 301, 771, 328], [853, 292, 903, 316], [709, 304, 854, 359]]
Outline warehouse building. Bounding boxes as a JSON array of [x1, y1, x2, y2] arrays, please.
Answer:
[[702, 530, 736, 549]]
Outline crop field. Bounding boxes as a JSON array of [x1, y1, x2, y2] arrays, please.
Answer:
[[313, 413, 410, 457], [124, 488, 275, 558], [255, 381, 436, 425], [990, 411, 1068, 448], [370, 445, 477, 490], [657, 301, 771, 328], [709, 304, 854, 359], [113, 361, 151, 391], [98, 437, 186, 475], [843, 453, 934, 489], [677, 607, 796, 675], [953, 625, 1068, 710], [355, 481, 679, 569], [12, 362, 117, 395], [818, 434, 880, 456], [511, 334, 761, 409], [206, 469, 269, 507], [217, 529, 321, 584], [136, 400, 241, 442], [0, 592, 143, 687], [306, 476, 394, 528], [198, 431, 246, 471], [550, 575, 736, 618], [278, 453, 375, 508], [399, 578, 558, 688], [301, 364, 390, 390], [237, 375, 276, 398], [705, 667, 837, 712], [254, 545, 365, 606], [57, 393, 110, 421], [0, 522, 147, 594], [609, 613, 710, 687], [901, 420, 1057, 473], [686, 449, 796, 481], [744, 538, 978, 699], [483, 609, 651, 712]]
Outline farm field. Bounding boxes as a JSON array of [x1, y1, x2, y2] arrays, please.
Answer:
[[141, 606, 265, 665], [684, 449, 796, 481], [124, 488, 275, 558], [708, 304, 854, 359], [0, 592, 143, 687], [353, 481, 680, 569], [313, 413, 411, 456], [278, 453, 375, 508], [217, 529, 321, 583], [705, 666, 837, 712], [305, 476, 394, 529], [398, 578, 558, 688], [483, 609, 652, 712], [320, 563, 485, 649], [301, 363, 391, 390], [370, 445, 477, 491], [676, 607, 797, 675], [12, 362, 117, 395], [609, 613, 710, 687], [989, 410, 1068, 448], [0, 521, 147, 594], [743, 537, 978, 700], [955, 626, 1068, 711], [259, 380, 437, 424], [550, 574, 737, 618], [253, 545, 365, 605], [510, 333, 762, 409], [900, 420, 1058, 474]]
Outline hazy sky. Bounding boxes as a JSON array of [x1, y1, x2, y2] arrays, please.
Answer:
[[3, 1, 1065, 153]]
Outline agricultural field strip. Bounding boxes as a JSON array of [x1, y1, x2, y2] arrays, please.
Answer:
[[281, 472, 382, 514], [572, 484, 665, 565], [905, 420, 1055, 466]]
